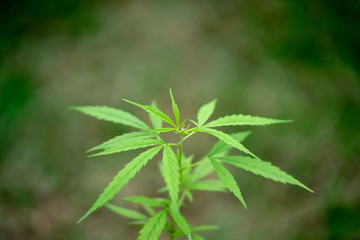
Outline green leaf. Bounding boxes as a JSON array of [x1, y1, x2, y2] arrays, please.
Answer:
[[169, 203, 192, 240], [129, 220, 148, 226], [197, 128, 258, 159], [77, 145, 163, 223], [122, 195, 167, 208], [193, 234, 205, 240], [138, 209, 167, 240], [123, 99, 175, 127], [192, 225, 219, 232], [143, 128, 175, 133], [215, 156, 313, 192], [142, 205, 156, 216], [106, 203, 148, 221], [183, 154, 194, 168], [149, 101, 162, 129], [87, 132, 156, 152], [162, 145, 180, 204], [181, 155, 194, 184], [210, 158, 247, 208], [185, 190, 193, 203], [70, 106, 150, 130], [209, 131, 252, 157], [187, 179, 226, 192], [169, 89, 180, 126], [179, 119, 188, 128], [190, 158, 213, 183], [89, 139, 164, 157], [205, 114, 292, 128], [172, 225, 218, 237], [197, 99, 217, 126], [156, 186, 167, 193], [189, 119, 199, 127]]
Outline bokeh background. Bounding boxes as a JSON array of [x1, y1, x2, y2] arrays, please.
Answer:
[[1, 0, 359, 239]]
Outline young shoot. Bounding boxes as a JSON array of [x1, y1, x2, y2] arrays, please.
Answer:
[[71, 90, 313, 240]]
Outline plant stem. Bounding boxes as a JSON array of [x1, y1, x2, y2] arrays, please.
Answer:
[[182, 132, 194, 142], [188, 157, 208, 168]]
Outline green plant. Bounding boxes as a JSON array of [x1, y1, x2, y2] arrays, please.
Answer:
[[71, 90, 313, 240]]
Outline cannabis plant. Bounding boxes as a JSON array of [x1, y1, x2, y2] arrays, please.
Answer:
[[72, 90, 312, 240]]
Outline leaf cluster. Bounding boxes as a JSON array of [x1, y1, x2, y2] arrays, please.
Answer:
[[71, 89, 312, 239]]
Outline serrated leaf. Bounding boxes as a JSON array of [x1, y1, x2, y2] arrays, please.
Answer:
[[169, 89, 180, 126], [197, 128, 258, 159], [209, 131, 252, 157], [123, 99, 175, 127], [215, 156, 313, 192], [191, 158, 213, 183], [106, 203, 148, 221], [89, 139, 164, 157], [169, 203, 192, 240], [87, 132, 156, 152], [162, 145, 180, 204], [181, 155, 194, 184], [138, 209, 167, 240], [122, 195, 167, 208], [77, 145, 163, 223], [149, 101, 162, 129], [187, 179, 226, 192], [197, 99, 217, 126], [70, 106, 150, 130], [205, 114, 292, 128], [210, 158, 247, 208]]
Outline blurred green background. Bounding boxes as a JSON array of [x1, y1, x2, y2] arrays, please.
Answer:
[[1, 0, 359, 239]]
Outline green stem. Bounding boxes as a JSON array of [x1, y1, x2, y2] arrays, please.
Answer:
[[188, 157, 208, 169], [182, 132, 194, 142]]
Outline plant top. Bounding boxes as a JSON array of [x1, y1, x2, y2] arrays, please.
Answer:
[[71, 89, 313, 240]]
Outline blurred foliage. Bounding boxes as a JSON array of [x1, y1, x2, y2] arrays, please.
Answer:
[[0, 0, 359, 239]]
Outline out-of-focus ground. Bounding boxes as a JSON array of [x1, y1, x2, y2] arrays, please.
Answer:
[[1, 0, 359, 239]]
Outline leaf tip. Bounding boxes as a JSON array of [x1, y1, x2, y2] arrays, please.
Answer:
[[86, 147, 96, 153], [122, 98, 137, 105], [87, 152, 99, 157], [302, 185, 314, 193], [239, 197, 247, 209], [169, 89, 175, 100], [68, 106, 82, 111], [283, 119, 294, 123], [76, 210, 92, 224]]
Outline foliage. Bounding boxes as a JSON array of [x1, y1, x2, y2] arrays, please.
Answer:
[[72, 90, 312, 239]]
